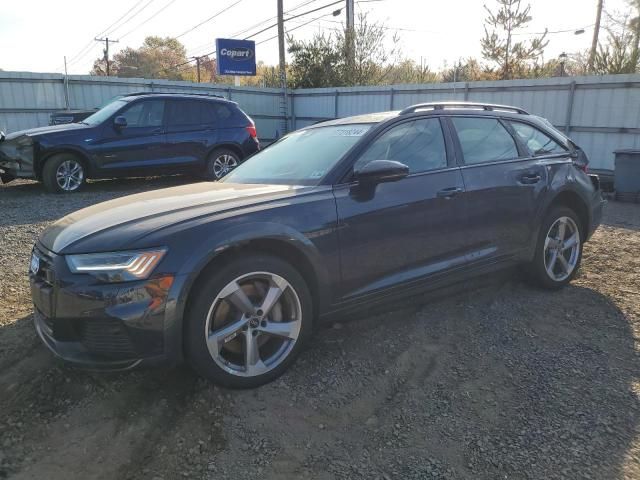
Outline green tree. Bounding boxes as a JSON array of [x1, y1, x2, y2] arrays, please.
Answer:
[[91, 36, 191, 80], [481, 0, 549, 79]]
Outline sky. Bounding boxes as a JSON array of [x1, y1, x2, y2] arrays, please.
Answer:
[[0, 0, 631, 76]]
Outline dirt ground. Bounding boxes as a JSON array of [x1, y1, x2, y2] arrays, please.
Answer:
[[1, 177, 639, 480]]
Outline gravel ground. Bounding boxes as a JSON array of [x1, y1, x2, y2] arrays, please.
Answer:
[[1, 178, 639, 480]]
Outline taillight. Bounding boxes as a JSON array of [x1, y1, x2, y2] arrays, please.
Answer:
[[246, 125, 257, 139]]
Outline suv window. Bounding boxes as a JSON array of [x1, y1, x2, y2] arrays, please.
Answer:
[[168, 100, 216, 126], [120, 100, 165, 127], [451, 117, 518, 165], [354, 118, 447, 174], [509, 121, 568, 156], [212, 103, 234, 121]]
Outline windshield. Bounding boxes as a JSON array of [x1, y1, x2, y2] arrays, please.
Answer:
[[223, 124, 372, 185], [83, 99, 129, 125]]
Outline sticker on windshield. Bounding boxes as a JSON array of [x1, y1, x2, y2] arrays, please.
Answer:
[[333, 128, 368, 137], [309, 171, 325, 179]]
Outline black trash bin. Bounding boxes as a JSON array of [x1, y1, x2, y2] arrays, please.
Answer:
[[614, 149, 640, 203]]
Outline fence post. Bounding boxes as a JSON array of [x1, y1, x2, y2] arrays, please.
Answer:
[[290, 91, 296, 131], [389, 88, 394, 110], [464, 82, 470, 101], [227, 86, 232, 101], [334, 89, 340, 119], [564, 80, 576, 135]]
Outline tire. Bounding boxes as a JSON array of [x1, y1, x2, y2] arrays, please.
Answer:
[[526, 206, 583, 289], [203, 148, 241, 181], [185, 254, 313, 388], [42, 153, 86, 193]]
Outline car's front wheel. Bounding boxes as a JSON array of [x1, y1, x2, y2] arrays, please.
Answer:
[[527, 206, 583, 289], [185, 254, 313, 388], [203, 148, 240, 181], [42, 154, 86, 193]]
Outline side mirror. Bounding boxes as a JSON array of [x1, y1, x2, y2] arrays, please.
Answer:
[[354, 160, 409, 185], [113, 116, 128, 129]]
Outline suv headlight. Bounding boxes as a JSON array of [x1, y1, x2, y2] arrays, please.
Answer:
[[66, 248, 167, 282]]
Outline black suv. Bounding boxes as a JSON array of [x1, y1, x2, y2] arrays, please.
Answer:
[[0, 93, 259, 192], [30, 102, 604, 388]]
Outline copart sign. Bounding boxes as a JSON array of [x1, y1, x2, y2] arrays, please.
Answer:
[[216, 38, 257, 76]]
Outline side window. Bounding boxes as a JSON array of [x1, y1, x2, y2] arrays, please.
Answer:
[[354, 118, 447, 174], [212, 103, 233, 121], [509, 121, 568, 156], [451, 117, 519, 165], [120, 100, 164, 127], [168, 100, 215, 127]]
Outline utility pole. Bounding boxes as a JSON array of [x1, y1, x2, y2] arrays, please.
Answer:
[[193, 56, 201, 83], [346, 0, 355, 70], [588, 0, 603, 73], [95, 37, 119, 76], [277, 0, 288, 134]]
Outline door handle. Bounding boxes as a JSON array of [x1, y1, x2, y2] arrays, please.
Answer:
[[436, 187, 463, 198], [518, 173, 541, 184]]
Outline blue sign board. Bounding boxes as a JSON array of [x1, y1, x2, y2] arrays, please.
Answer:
[[216, 38, 257, 76]]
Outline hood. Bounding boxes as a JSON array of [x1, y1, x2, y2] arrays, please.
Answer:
[[4, 123, 92, 141], [39, 182, 309, 254]]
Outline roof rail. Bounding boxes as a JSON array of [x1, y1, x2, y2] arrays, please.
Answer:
[[399, 102, 529, 115], [122, 91, 225, 99]]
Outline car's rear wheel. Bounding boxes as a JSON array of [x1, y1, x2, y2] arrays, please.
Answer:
[[203, 148, 240, 181], [185, 255, 313, 388], [527, 206, 583, 289], [42, 154, 86, 193]]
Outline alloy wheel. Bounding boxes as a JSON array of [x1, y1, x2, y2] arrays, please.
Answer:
[[212, 154, 238, 179], [55, 159, 84, 191], [204, 271, 302, 377], [543, 216, 581, 282]]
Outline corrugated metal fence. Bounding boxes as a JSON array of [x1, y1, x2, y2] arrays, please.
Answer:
[[2, 71, 639, 170]]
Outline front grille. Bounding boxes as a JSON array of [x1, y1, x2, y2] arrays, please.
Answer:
[[80, 319, 136, 358]]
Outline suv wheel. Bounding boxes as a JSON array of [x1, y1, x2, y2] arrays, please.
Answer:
[[185, 254, 313, 388], [204, 148, 240, 181], [527, 206, 583, 289], [42, 154, 86, 193]]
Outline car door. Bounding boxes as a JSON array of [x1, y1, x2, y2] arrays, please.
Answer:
[[94, 99, 168, 172], [333, 116, 469, 302], [164, 99, 218, 168], [448, 115, 550, 264]]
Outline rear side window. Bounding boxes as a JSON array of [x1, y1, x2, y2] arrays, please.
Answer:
[[168, 100, 216, 127], [509, 121, 568, 156], [212, 103, 234, 121], [451, 117, 519, 165], [355, 118, 447, 174]]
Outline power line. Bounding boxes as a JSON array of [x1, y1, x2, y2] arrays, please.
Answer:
[[176, 0, 246, 39], [66, 0, 156, 67], [98, 0, 149, 37], [118, 0, 178, 40], [244, 0, 343, 40]]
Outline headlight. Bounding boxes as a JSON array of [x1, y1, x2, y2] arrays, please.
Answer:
[[66, 248, 167, 282], [16, 136, 33, 148]]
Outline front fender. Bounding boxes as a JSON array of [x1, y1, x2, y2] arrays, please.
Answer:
[[162, 221, 331, 363]]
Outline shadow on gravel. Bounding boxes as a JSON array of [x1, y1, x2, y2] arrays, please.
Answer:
[[0, 176, 198, 226]]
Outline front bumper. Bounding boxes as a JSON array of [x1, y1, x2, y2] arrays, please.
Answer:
[[0, 142, 35, 178], [30, 244, 178, 371]]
